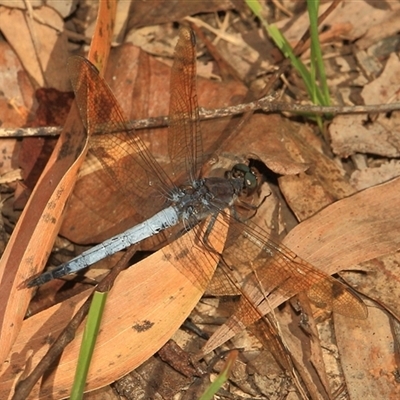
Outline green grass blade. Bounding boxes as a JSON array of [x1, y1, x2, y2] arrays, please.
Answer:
[[70, 291, 108, 400], [198, 350, 238, 400], [245, 0, 264, 21], [307, 0, 330, 105], [245, 0, 331, 124]]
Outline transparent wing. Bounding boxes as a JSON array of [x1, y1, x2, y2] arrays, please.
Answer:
[[165, 197, 366, 331], [68, 56, 175, 221], [223, 215, 367, 318], [168, 27, 203, 183], [192, 208, 367, 358]]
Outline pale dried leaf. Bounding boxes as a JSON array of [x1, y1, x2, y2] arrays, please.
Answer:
[[0, 6, 69, 90]]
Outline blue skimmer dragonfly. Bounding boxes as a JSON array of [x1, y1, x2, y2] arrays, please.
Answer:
[[28, 28, 367, 329]]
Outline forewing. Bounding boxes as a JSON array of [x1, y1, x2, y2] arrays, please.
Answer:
[[68, 56, 174, 220], [168, 27, 203, 183]]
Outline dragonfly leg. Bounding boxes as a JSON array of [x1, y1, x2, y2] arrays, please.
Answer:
[[201, 212, 222, 254], [232, 193, 269, 222]]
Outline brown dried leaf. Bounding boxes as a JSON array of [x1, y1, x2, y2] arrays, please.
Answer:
[[0, 6, 70, 91], [0, 0, 116, 371]]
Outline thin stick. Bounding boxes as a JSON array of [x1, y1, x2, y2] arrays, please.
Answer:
[[2, 99, 399, 139]]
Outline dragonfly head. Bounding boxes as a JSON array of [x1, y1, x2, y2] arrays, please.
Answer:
[[227, 163, 258, 196]]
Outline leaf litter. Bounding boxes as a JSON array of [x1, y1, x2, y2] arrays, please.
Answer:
[[1, 0, 400, 399]]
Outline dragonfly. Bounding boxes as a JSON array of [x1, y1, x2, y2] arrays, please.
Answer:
[[28, 27, 367, 332]]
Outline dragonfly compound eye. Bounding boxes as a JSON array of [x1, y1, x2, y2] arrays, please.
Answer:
[[231, 163, 257, 191], [244, 171, 257, 190]]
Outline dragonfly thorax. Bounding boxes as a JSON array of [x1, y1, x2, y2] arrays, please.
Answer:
[[170, 177, 242, 223]]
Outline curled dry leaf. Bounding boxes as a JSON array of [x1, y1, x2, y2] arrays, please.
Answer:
[[0, 0, 116, 378]]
